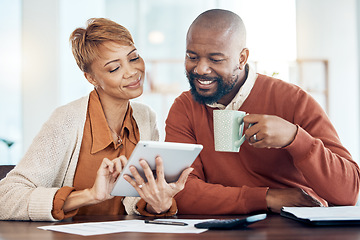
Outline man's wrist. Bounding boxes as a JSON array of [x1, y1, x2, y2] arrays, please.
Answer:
[[146, 200, 173, 214], [265, 188, 274, 212]]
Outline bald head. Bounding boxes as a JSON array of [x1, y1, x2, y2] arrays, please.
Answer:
[[185, 9, 250, 105], [188, 9, 246, 49]]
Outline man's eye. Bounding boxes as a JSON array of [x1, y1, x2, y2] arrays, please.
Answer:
[[109, 66, 119, 73], [211, 59, 224, 63], [186, 53, 197, 60]]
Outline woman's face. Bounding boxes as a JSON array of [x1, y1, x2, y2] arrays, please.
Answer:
[[86, 41, 145, 101]]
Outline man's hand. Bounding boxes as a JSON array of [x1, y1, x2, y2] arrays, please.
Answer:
[[243, 114, 297, 148], [266, 188, 323, 213]]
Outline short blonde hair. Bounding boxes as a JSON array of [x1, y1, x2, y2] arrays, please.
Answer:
[[70, 18, 134, 73]]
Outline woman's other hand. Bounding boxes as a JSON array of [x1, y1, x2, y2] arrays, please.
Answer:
[[64, 156, 128, 213], [124, 156, 193, 214], [89, 155, 128, 203]]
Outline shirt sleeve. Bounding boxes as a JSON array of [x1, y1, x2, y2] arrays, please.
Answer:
[[165, 94, 269, 214], [285, 124, 360, 206], [135, 198, 178, 217], [0, 100, 86, 221], [51, 186, 78, 220]]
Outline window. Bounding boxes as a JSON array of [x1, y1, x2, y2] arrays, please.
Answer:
[[0, 0, 22, 164], [0, 0, 296, 164]]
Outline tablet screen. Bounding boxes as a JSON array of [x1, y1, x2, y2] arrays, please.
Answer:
[[111, 141, 203, 197]]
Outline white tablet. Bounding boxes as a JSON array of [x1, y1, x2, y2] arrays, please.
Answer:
[[111, 141, 203, 197]]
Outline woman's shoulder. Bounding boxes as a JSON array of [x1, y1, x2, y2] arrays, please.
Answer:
[[52, 96, 88, 116], [130, 101, 157, 124], [55, 96, 89, 114], [46, 95, 89, 127], [130, 101, 159, 140], [130, 101, 155, 115]]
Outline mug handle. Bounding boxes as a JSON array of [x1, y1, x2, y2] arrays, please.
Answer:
[[234, 118, 253, 147]]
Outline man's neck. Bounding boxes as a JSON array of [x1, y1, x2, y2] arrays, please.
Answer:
[[217, 66, 248, 106]]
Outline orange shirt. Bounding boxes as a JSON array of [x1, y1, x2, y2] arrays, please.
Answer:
[[52, 90, 139, 219], [166, 74, 358, 214]]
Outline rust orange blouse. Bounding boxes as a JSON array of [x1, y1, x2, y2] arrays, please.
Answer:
[[52, 90, 139, 219], [52, 90, 177, 220]]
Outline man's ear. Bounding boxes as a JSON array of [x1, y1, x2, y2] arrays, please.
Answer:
[[239, 48, 249, 70], [84, 72, 97, 87]]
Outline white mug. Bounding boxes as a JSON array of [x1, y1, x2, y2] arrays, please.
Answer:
[[213, 110, 247, 152]]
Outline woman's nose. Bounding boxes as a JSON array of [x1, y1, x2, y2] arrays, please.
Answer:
[[123, 64, 137, 79]]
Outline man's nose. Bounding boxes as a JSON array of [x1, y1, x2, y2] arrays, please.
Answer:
[[194, 59, 211, 75]]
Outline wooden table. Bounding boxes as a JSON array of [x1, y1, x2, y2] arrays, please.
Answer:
[[1, 213, 360, 240]]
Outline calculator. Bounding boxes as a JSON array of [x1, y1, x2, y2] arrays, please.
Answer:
[[194, 213, 267, 229]]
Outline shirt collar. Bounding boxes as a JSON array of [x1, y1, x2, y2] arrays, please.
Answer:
[[120, 104, 138, 146], [88, 90, 136, 154], [207, 64, 258, 110], [88, 90, 113, 154]]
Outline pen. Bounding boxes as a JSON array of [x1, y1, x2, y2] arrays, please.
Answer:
[[144, 220, 188, 226]]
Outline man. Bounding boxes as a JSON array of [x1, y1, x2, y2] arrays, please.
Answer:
[[165, 9, 360, 214]]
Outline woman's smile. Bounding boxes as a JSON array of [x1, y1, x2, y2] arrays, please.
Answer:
[[124, 75, 143, 89]]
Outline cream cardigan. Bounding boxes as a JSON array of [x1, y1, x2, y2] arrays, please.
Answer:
[[0, 95, 159, 221]]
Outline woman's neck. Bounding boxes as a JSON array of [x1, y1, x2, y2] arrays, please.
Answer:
[[96, 90, 129, 133]]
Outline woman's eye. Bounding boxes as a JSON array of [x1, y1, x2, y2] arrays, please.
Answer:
[[109, 66, 119, 73], [130, 57, 140, 62]]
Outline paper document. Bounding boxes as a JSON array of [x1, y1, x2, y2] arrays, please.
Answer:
[[38, 219, 213, 236], [282, 206, 360, 221]]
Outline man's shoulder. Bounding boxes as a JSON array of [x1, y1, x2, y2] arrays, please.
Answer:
[[173, 90, 200, 106], [175, 90, 193, 101], [255, 74, 305, 94]]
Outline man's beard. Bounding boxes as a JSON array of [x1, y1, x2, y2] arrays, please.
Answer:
[[187, 72, 236, 105]]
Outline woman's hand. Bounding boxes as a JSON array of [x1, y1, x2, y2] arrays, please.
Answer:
[[63, 156, 127, 213], [89, 156, 128, 203], [123, 156, 193, 214]]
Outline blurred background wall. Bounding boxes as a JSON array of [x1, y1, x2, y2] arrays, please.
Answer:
[[0, 0, 359, 165]]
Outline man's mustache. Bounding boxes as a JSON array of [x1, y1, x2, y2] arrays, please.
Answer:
[[187, 72, 220, 82]]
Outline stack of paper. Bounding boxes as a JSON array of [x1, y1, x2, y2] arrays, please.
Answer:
[[38, 219, 213, 236], [281, 206, 360, 225]]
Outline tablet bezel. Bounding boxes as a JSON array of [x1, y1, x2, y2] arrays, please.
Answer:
[[110, 141, 203, 197]]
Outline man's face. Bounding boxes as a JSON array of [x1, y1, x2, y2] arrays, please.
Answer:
[[185, 26, 242, 105]]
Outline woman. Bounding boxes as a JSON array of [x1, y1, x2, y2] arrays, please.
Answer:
[[0, 18, 192, 221]]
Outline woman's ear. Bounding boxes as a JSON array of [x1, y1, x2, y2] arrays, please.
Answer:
[[239, 48, 249, 70], [84, 72, 97, 87]]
